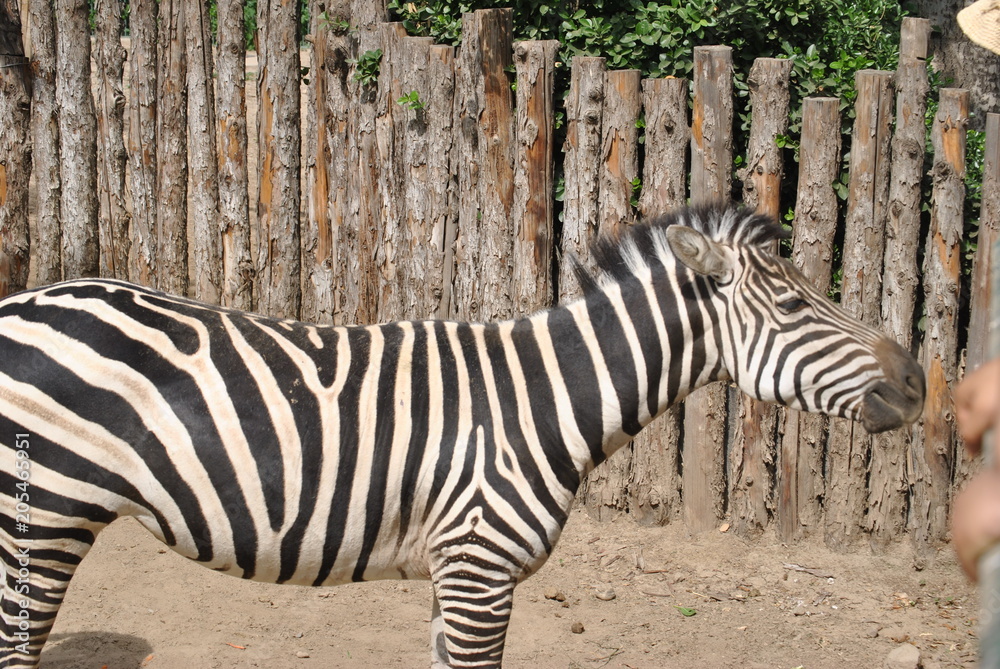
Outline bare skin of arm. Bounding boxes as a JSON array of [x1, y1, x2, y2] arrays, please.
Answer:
[[951, 358, 1000, 580]]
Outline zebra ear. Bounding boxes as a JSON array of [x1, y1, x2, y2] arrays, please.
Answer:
[[665, 225, 733, 283]]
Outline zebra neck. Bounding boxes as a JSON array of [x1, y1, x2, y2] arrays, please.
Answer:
[[534, 273, 724, 474]]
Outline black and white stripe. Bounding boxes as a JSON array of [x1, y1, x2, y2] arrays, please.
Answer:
[[0, 203, 923, 668]]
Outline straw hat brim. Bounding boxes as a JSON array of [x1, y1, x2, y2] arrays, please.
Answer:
[[959, 0, 1000, 56]]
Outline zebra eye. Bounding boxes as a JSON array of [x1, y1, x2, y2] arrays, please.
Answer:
[[777, 297, 808, 313]]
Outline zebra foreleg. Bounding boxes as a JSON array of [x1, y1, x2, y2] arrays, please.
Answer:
[[429, 567, 515, 669], [0, 521, 99, 669], [430, 590, 449, 668]]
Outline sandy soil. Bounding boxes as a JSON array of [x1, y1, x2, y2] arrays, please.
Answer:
[[40, 509, 979, 668]]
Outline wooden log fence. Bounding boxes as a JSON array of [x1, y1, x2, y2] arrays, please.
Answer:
[[2, 9, 994, 553], [779, 96, 841, 542]]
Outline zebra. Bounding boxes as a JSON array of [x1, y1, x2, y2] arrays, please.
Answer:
[[0, 203, 924, 668]]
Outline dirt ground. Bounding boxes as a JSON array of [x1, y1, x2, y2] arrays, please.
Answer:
[[40, 509, 980, 669]]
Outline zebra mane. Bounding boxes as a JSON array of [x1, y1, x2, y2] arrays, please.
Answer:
[[574, 201, 789, 295]]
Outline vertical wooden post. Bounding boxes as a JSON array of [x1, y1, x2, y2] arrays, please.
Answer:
[[911, 88, 969, 550], [684, 45, 733, 533], [690, 46, 734, 205], [94, 0, 130, 281], [126, 0, 157, 288], [562, 57, 607, 518], [28, 0, 62, 287], [325, 13, 361, 325], [216, 0, 251, 310], [302, 2, 333, 324], [559, 56, 606, 302], [979, 112, 1000, 669], [430, 45, 458, 320], [638, 77, 689, 218], [739, 58, 793, 217], [187, 0, 221, 303], [599, 69, 642, 234], [577, 67, 642, 521], [346, 3, 383, 325], [371, 23, 408, 323], [826, 69, 894, 550], [869, 18, 930, 550], [156, 0, 187, 294], [627, 75, 690, 525], [730, 57, 793, 539], [56, 0, 100, 280], [399, 35, 443, 320], [968, 114, 1000, 371], [256, 0, 302, 318], [451, 8, 515, 323], [779, 97, 841, 542], [0, 0, 30, 296], [511, 40, 559, 316]]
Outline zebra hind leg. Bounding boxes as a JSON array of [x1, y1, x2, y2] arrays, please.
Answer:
[[429, 567, 516, 669], [0, 517, 101, 668]]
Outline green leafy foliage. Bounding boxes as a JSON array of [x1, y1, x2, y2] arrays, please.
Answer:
[[351, 49, 384, 87], [397, 89, 428, 110], [386, 0, 914, 216]]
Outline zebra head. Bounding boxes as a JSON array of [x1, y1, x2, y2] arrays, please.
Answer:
[[664, 205, 924, 433]]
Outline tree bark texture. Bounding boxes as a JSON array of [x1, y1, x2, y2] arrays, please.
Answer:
[[320, 6, 360, 325], [398, 35, 445, 320], [94, 0, 130, 280], [216, 0, 252, 310], [27, 0, 62, 286], [968, 113, 1000, 372], [126, 0, 158, 287], [256, 0, 302, 319], [302, 4, 335, 325], [639, 76, 688, 218], [960, 114, 1000, 486], [187, 0, 221, 304], [577, 68, 642, 521], [369, 23, 408, 324], [730, 57, 792, 540], [779, 97, 841, 542], [868, 18, 930, 551], [598, 69, 641, 235], [56, 0, 99, 279], [511, 39, 559, 316], [0, 0, 30, 296], [156, 0, 187, 295], [347, 7, 388, 325], [302, 2, 338, 325], [911, 88, 968, 552], [429, 45, 458, 320], [561, 57, 607, 520], [825, 70, 893, 552], [739, 58, 792, 217], [559, 56, 605, 302], [915, 0, 999, 132], [684, 45, 733, 534], [627, 75, 689, 526], [451, 8, 515, 323], [690, 46, 734, 206]]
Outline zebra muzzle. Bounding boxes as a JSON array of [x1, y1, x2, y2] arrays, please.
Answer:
[[860, 342, 926, 433]]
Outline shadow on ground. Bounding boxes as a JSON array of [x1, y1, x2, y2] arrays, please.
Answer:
[[41, 632, 152, 668]]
